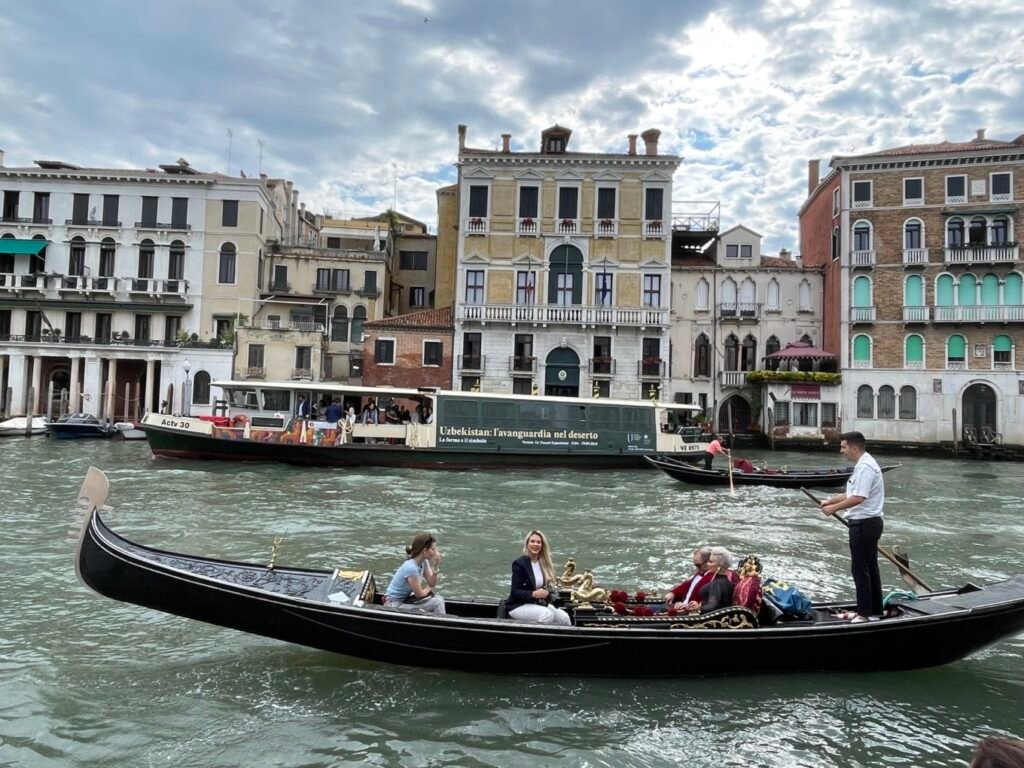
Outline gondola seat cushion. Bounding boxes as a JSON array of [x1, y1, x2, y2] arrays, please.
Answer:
[[579, 605, 758, 629]]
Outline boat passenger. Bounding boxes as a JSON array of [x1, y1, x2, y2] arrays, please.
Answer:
[[685, 547, 735, 613], [664, 546, 714, 609], [704, 434, 731, 470], [296, 396, 310, 419], [324, 399, 343, 423], [361, 399, 379, 424], [506, 530, 572, 626], [383, 532, 446, 615]]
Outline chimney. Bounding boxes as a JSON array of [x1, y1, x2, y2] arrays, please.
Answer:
[[976, 128, 986, 141], [807, 159, 820, 195], [0, 149, 4, 167], [501, 133, 511, 152], [627, 134, 638, 155], [458, 124, 467, 151], [779, 248, 791, 261], [641, 128, 661, 156]]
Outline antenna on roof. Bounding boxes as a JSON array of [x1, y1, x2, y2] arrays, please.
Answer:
[[392, 162, 397, 211], [226, 128, 233, 175], [257, 138, 264, 175]]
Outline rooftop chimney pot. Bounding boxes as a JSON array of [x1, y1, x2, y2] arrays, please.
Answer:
[[627, 134, 638, 155], [458, 124, 467, 151], [976, 128, 986, 141], [807, 159, 820, 196], [501, 133, 511, 153], [640, 128, 661, 156]]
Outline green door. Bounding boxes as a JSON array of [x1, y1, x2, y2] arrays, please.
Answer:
[[853, 276, 871, 307], [544, 348, 580, 397]]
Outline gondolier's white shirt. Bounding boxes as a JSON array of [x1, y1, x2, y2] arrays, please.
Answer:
[[844, 451, 884, 520]]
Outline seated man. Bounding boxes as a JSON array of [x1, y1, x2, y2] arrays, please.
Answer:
[[664, 546, 714, 610]]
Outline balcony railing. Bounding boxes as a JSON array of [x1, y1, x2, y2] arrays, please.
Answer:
[[0, 273, 47, 291], [902, 248, 929, 266], [292, 367, 313, 380], [595, 219, 618, 238], [261, 321, 325, 333], [933, 305, 1024, 322], [134, 221, 191, 231], [589, 357, 616, 375], [508, 355, 537, 373], [313, 282, 351, 295], [719, 370, 748, 388], [851, 306, 876, 322], [717, 302, 762, 320], [555, 219, 578, 235], [457, 354, 485, 372], [944, 244, 1019, 265], [516, 218, 539, 236], [903, 306, 930, 322], [65, 219, 121, 228], [245, 366, 266, 379], [464, 217, 489, 235], [0, 215, 52, 224], [643, 220, 665, 239], [455, 303, 668, 328], [850, 250, 875, 267], [638, 359, 666, 377]]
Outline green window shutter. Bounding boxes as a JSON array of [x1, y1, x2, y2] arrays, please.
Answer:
[[853, 276, 871, 307], [993, 334, 1012, 353], [980, 274, 999, 305], [853, 334, 871, 362], [958, 274, 977, 306], [947, 335, 966, 358], [936, 275, 955, 306], [905, 275, 923, 306], [1004, 273, 1022, 305], [905, 334, 923, 363]]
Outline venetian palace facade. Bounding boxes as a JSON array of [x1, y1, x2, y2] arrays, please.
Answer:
[[801, 131, 1024, 446]]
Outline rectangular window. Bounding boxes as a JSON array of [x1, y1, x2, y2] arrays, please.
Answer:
[[333, 269, 350, 291], [465, 270, 484, 304], [642, 274, 661, 307], [99, 243, 115, 277], [294, 346, 312, 371], [0, 309, 11, 337], [102, 195, 119, 226], [462, 332, 482, 368], [247, 344, 265, 368], [593, 336, 611, 374], [326, 236, 341, 249], [32, 192, 50, 222], [741, 244, 752, 258], [222, 199, 239, 227], [512, 378, 534, 395], [904, 178, 923, 205], [375, 338, 396, 365], [410, 286, 425, 307], [362, 270, 377, 294], [65, 312, 82, 339], [558, 187, 578, 219], [794, 402, 818, 427], [644, 187, 664, 220], [468, 185, 488, 218], [134, 314, 151, 342], [25, 310, 42, 338], [138, 247, 154, 279], [141, 196, 158, 226], [726, 244, 739, 258], [461, 376, 481, 392], [516, 271, 536, 304], [399, 251, 428, 270], [3, 190, 20, 220], [171, 197, 188, 228], [218, 250, 236, 283], [316, 268, 331, 290], [423, 340, 442, 366], [272, 265, 288, 291], [168, 246, 184, 280], [946, 175, 966, 203], [774, 401, 790, 425], [597, 187, 616, 219], [518, 186, 538, 218], [821, 403, 837, 428], [95, 313, 112, 342], [852, 180, 872, 208], [555, 273, 573, 306], [164, 315, 181, 343], [595, 272, 613, 306], [72, 193, 89, 224], [832, 188, 840, 216], [991, 172, 1012, 201]]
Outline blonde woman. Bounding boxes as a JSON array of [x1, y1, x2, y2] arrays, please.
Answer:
[[506, 530, 571, 626]]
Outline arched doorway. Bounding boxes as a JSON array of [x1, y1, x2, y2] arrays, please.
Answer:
[[962, 382, 996, 441], [718, 395, 751, 434], [544, 347, 580, 397], [49, 367, 70, 415]]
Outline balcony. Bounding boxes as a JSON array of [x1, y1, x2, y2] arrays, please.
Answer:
[[134, 221, 191, 231], [944, 244, 1019, 265], [638, 359, 666, 377], [269, 281, 292, 293], [850, 306, 876, 322], [719, 370, 748, 388], [65, 219, 121, 228], [903, 306, 930, 322], [717, 302, 762, 321], [455, 303, 668, 328], [516, 218, 539, 237], [508, 355, 537, 373], [457, 354, 485, 372], [292, 368, 313, 380], [850, 250, 875, 267], [245, 366, 266, 379], [643, 220, 666, 239], [555, 219, 578, 235], [355, 286, 380, 298], [933, 305, 1024, 323], [595, 219, 618, 238], [0, 215, 52, 225], [313, 281, 351, 295], [902, 248, 929, 266], [0, 273, 47, 291], [589, 357, 616, 375], [262, 320, 325, 333], [464, 217, 489, 235]]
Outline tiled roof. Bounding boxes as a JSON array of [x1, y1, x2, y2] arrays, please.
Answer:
[[363, 305, 454, 331], [838, 135, 1024, 161], [759, 256, 801, 269]]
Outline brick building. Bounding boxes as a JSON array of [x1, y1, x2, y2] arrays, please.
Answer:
[[360, 306, 453, 389], [801, 130, 1024, 447]]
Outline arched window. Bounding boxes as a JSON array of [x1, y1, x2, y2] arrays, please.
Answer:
[[766, 279, 780, 310], [856, 384, 874, 418], [798, 280, 812, 311], [739, 277, 756, 307], [218, 242, 237, 283], [904, 334, 924, 368], [724, 334, 739, 370], [721, 278, 737, 312], [969, 216, 987, 246], [899, 386, 917, 420], [99, 237, 116, 279], [138, 238, 155, 280], [877, 385, 896, 419], [981, 273, 1000, 319], [169, 239, 186, 281], [331, 305, 349, 342], [935, 274, 955, 306], [852, 275, 871, 307], [852, 334, 872, 367], [853, 220, 872, 251], [30, 234, 47, 273], [946, 217, 965, 247], [741, 335, 757, 371], [904, 275, 924, 319], [800, 333, 814, 345], [946, 334, 966, 368], [695, 278, 709, 310], [350, 305, 367, 342], [192, 371, 211, 404], [694, 334, 710, 377], [765, 335, 781, 360], [993, 334, 1013, 369], [904, 218, 923, 250], [958, 273, 977, 306], [547, 244, 583, 306], [69, 236, 86, 276], [992, 216, 1010, 245], [1005, 272, 1022, 305]]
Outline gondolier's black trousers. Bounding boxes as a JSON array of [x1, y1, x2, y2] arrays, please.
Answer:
[[848, 516, 884, 617], [703, 452, 714, 470]]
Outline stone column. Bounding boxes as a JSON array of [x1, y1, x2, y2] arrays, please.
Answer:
[[105, 358, 118, 421], [6, 353, 27, 417], [69, 356, 81, 413], [145, 359, 155, 417], [82, 357, 102, 417], [29, 354, 42, 416]]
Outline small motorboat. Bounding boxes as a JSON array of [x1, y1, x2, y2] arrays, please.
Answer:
[[646, 454, 900, 489], [46, 413, 117, 440], [72, 467, 1024, 676], [0, 416, 48, 437], [114, 422, 148, 441]]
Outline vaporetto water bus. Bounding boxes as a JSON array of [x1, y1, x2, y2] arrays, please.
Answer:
[[140, 380, 708, 469]]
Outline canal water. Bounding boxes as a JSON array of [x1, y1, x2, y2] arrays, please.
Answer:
[[2, 438, 1023, 768]]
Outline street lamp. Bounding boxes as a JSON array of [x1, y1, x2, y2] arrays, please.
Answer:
[[182, 360, 192, 417]]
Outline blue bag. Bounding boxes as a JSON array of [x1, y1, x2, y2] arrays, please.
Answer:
[[761, 577, 813, 617]]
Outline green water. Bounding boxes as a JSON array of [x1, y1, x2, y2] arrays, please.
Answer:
[[2, 438, 1023, 767]]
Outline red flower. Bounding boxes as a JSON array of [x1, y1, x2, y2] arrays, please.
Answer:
[[634, 591, 647, 603], [613, 602, 627, 615]]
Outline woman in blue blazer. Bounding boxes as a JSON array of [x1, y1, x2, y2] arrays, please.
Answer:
[[506, 530, 571, 625]]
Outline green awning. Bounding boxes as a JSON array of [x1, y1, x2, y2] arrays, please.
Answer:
[[0, 239, 48, 255]]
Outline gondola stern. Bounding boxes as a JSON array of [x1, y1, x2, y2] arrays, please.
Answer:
[[71, 467, 110, 592]]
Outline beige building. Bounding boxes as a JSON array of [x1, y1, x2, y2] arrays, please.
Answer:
[[452, 124, 679, 398]]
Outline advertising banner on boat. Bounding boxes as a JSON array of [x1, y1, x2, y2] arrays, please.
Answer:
[[435, 424, 655, 453]]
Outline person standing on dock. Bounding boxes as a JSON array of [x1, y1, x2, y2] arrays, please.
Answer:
[[819, 431, 885, 623]]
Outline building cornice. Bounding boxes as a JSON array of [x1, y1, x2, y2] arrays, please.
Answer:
[[457, 153, 681, 171]]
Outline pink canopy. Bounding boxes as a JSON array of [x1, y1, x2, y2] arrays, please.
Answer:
[[763, 341, 836, 360]]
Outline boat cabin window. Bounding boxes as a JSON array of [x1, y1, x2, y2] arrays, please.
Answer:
[[226, 388, 259, 409], [587, 406, 620, 430], [444, 399, 480, 426], [262, 390, 291, 412], [620, 407, 651, 430], [481, 401, 518, 427]]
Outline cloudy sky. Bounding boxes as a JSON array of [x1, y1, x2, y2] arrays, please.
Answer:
[[1, 0, 1021, 252]]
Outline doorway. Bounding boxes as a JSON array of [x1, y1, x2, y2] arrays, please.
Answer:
[[544, 348, 580, 397]]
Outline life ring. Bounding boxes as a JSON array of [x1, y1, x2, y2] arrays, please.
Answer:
[[232, 415, 249, 428]]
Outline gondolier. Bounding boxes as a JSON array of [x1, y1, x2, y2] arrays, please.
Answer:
[[820, 431, 885, 623], [703, 434, 730, 470]]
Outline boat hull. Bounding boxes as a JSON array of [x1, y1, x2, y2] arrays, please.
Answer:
[[646, 456, 899, 488], [48, 425, 116, 440]]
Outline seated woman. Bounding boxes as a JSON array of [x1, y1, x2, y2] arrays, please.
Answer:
[[506, 530, 571, 626], [683, 547, 735, 613], [383, 532, 446, 615]]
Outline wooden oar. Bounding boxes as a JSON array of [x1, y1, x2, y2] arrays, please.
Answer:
[[800, 487, 933, 594]]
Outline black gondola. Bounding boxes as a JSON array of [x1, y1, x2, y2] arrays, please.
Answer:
[[73, 468, 1024, 676], [645, 454, 900, 489]]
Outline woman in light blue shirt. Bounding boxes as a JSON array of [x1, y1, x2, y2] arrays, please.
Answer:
[[384, 532, 446, 615]]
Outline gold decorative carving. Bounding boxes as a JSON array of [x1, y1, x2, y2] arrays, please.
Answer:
[[267, 536, 283, 571]]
